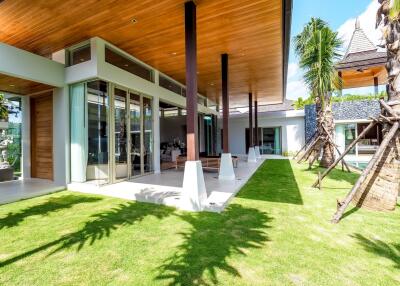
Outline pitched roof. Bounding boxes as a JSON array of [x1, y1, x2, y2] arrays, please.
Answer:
[[336, 19, 387, 70], [344, 19, 376, 56]]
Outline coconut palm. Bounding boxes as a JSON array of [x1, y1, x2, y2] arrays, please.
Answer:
[[294, 18, 342, 168], [378, 0, 400, 103], [330, 1, 400, 222]]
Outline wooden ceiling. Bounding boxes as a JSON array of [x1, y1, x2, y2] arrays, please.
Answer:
[[0, 0, 285, 107], [340, 66, 387, 89], [0, 73, 53, 95]]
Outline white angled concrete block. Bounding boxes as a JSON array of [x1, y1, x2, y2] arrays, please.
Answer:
[[248, 147, 257, 163], [254, 146, 261, 159], [218, 153, 235, 180], [181, 161, 207, 211]]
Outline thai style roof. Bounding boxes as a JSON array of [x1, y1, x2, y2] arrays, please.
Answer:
[[336, 19, 387, 71]]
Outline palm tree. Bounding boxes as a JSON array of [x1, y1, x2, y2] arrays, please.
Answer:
[[294, 18, 342, 168], [330, 1, 400, 222], [378, 0, 400, 103]]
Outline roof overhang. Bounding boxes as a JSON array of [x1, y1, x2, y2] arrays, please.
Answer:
[[0, 0, 292, 107]]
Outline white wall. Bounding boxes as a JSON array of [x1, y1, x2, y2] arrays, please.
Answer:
[[224, 111, 305, 155], [0, 43, 65, 87]]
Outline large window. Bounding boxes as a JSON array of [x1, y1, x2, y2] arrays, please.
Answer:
[[6, 97, 22, 179], [246, 127, 282, 155], [86, 81, 109, 184], [159, 74, 183, 95], [105, 47, 154, 82], [68, 44, 91, 66], [70, 80, 154, 184], [336, 122, 381, 157]]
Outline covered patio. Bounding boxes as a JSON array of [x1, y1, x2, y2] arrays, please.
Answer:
[[69, 157, 267, 212], [0, 178, 64, 205]]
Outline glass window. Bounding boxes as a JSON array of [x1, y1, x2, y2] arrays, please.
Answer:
[[86, 80, 109, 184], [114, 88, 128, 180], [143, 97, 153, 173], [256, 127, 282, 155], [159, 74, 183, 95], [357, 122, 380, 155], [69, 44, 91, 66], [344, 124, 356, 155], [6, 97, 22, 179], [105, 47, 154, 82], [130, 92, 141, 177]]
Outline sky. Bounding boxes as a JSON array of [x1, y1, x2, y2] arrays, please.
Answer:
[[286, 0, 385, 100]]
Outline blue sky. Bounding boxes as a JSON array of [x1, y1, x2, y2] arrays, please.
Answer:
[[287, 0, 384, 100]]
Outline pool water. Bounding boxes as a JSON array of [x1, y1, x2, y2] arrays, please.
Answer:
[[348, 161, 368, 170]]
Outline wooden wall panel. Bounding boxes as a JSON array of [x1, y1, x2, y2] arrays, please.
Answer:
[[0, 73, 53, 95], [31, 92, 53, 180]]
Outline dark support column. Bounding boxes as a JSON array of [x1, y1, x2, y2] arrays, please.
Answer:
[[338, 71, 343, 96], [185, 1, 198, 161], [221, 53, 229, 153], [254, 100, 258, 146], [248, 93, 253, 148], [374, 77, 379, 96]]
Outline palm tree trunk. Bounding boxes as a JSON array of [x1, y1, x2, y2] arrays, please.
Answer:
[[351, 7, 400, 212], [319, 94, 336, 168]]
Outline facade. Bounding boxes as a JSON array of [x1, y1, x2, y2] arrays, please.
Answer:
[[222, 102, 305, 156], [1, 38, 219, 186], [305, 100, 382, 167], [0, 0, 293, 210]]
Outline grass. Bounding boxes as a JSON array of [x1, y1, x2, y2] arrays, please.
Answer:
[[0, 160, 399, 285]]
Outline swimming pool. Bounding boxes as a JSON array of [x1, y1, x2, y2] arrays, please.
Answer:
[[347, 161, 368, 170]]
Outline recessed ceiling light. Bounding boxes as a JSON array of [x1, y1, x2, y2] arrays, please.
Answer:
[[210, 83, 214, 86], [171, 52, 177, 56], [9, 84, 15, 87], [124, 64, 129, 67], [131, 18, 138, 24]]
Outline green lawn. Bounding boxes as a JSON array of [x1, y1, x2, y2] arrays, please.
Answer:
[[0, 160, 399, 286]]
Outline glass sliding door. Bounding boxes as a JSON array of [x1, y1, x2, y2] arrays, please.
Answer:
[[86, 80, 109, 185], [130, 92, 141, 177], [260, 127, 282, 155], [143, 96, 153, 173], [70, 80, 154, 184], [114, 88, 128, 181]]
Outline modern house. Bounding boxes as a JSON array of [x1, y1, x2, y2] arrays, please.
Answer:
[[0, 1, 293, 210]]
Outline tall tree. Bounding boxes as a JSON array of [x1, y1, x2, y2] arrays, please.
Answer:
[[331, 0, 400, 223], [294, 18, 342, 168]]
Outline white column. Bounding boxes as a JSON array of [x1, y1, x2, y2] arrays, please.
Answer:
[[21, 96, 31, 179], [248, 147, 257, 163], [153, 94, 161, 174], [53, 86, 70, 186], [218, 153, 235, 180], [254, 146, 261, 159], [181, 161, 207, 211]]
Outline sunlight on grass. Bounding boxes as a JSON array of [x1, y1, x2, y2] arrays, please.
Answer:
[[0, 160, 399, 285]]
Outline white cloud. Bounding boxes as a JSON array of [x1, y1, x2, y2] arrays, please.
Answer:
[[288, 62, 299, 79], [286, 79, 309, 100], [337, 1, 383, 53]]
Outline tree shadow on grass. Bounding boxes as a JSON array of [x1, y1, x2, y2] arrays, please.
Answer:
[[236, 160, 303, 205], [0, 194, 102, 230], [352, 233, 400, 269], [0, 202, 174, 268], [156, 204, 272, 285]]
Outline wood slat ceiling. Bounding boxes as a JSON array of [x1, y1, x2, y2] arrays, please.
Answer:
[[0, 73, 53, 95], [341, 66, 387, 89], [0, 0, 284, 107]]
